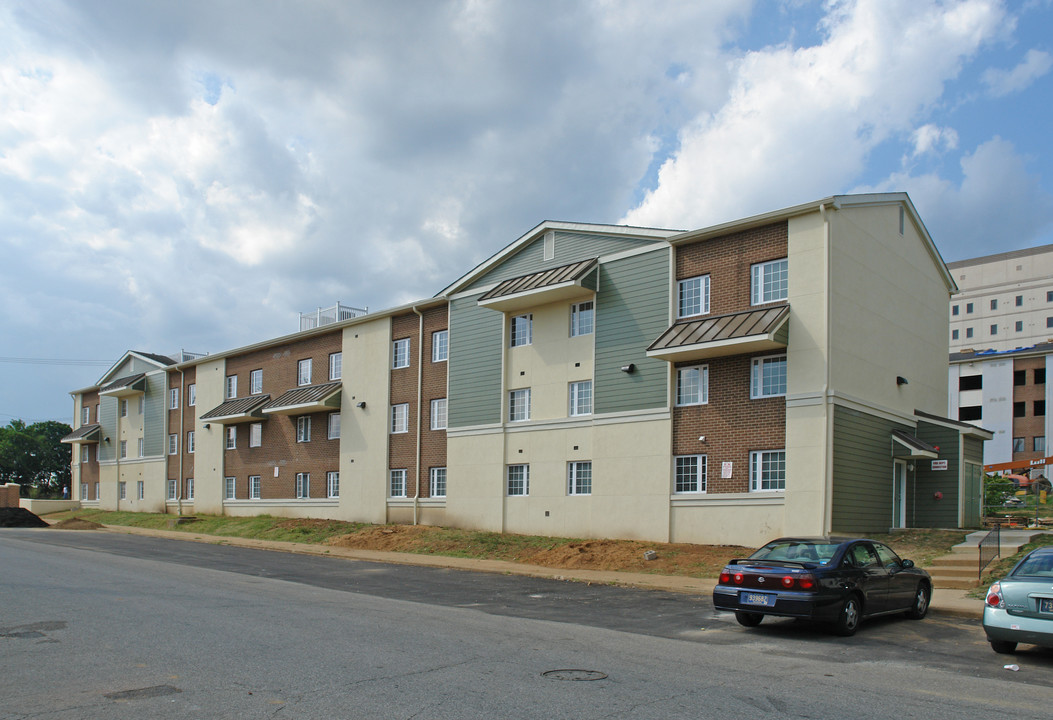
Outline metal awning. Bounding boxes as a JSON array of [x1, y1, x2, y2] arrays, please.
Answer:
[[478, 259, 597, 312], [98, 373, 146, 397], [61, 424, 101, 444], [261, 382, 342, 416], [200, 395, 272, 424], [646, 305, 790, 363], [891, 430, 939, 459]]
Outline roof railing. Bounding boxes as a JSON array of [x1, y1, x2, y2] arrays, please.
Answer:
[[299, 302, 368, 332]]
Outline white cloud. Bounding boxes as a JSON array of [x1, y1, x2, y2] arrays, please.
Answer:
[[982, 48, 1053, 97], [911, 124, 960, 157]]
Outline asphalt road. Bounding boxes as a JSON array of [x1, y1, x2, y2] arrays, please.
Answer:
[[2, 529, 1050, 719]]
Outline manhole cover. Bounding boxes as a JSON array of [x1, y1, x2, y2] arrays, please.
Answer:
[[541, 669, 608, 681]]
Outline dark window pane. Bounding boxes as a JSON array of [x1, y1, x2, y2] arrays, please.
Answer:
[[958, 406, 982, 421], [1035, 401, 1046, 417], [959, 375, 982, 391], [1014, 370, 1027, 386], [1014, 401, 1027, 418], [1036, 368, 1046, 385]]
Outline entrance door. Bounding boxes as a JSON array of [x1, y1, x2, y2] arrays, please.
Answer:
[[892, 460, 907, 528]]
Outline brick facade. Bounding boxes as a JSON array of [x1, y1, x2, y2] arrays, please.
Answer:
[[76, 390, 100, 498], [1012, 356, 1047, 461], [167, 367, 196, 487]]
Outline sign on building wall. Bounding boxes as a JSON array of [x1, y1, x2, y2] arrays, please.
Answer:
[[931, 460, 948, 471], [721, 462, 733, 479]]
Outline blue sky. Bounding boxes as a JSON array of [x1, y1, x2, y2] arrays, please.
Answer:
[[1, 0, 1052, 424]]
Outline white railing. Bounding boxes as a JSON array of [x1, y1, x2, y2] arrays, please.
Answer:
[[299, 302, 368, 331]]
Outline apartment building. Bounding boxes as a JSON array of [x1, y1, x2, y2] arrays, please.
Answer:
[[65, 193, 989, 545]]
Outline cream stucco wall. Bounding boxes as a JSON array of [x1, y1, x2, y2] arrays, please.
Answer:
[[190, 357, 227, 515]]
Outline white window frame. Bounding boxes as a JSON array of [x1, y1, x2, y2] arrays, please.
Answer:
[[81, 482, 88, 500], [119, 481, 126, 500], [678, 275, 710, 318], [506, 464, 529, 496], [389, 469, 407, 498], [751, 354, 787, 399], [509, 388, 531, 422], [188, 384, 196, 406], [327, 471, 340, 498], [80, 445, 89, 463], [569, 380, 592, 417], [432, 330, 449, 362], [429, 467, 447, 498], [298, 358, 312, 386], [295, 472, 310, 499], [168, 434, 178, 455], [137, 438, 144, 458], [119, 440, 127, 458], [391, 404, 409, 433], [169, 387, 179, 409], [225, 375, 237, 399], [138, 397, 144, 415], [250, 369, 263, 395], [249, 422, 262, 448], [167, 479, 177, 500], [328, 412, 341, 439], [81, 406, 89, 425], [185, 477, 195, 500], [188, 430, 195, 454], [296, 416, 311, 443], [674, 455, 706, 494], [567, 461, 592, 496], [224, 477, 236, 500], [136, 480, 144, 500], [393, 338, 410, 369], [249, 475, 261, 500], [430, 398, 448, 430], [329, 352, 342, 381], [750, 450, 786, 492], [676, 365, 708, 406], [120, 399, 128, 417], [751, 258, 788, 305], [225, 426, 236, 450], [570, 301, 594, 337], [510, 314, 533, 347]]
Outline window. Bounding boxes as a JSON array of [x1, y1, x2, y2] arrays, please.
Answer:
[[1036, 437, 1046, 454], [81, 483, 87, 500], [1016, 295, 1023, 307], [675, 455, 706, 493], [1036, 369, 1046, 385], [298, 358, 312, 386], [676, 366, 708, 406], [751, 355, 787, 398], [991, 299, 998, 310], [1013, 437, 1025, 453], [393, 338, 410, 369], [430, 467, 446, 498], [327, 471, 340, 498], [249, 475, 261, 499], [952, 329, 959, 340], [188, 430, 195, 454], [250, 369, 263, 394], [329, 352, 342, 380], [1048, 291, 1053, 302], [959, 375, 982, 391], [119, 482, 126, 500], [966, 327, 973, 338], [167, 479, 177, 500], [1047, 317, 1053, 329], [510, 314, 533, 347], [1014, 369, 1027, 386], [328, 412, 341, 439], [1035, 400, 1046, 417], [168, 434, 178, 455], [432, 330, 449, 362], [952, 305, 959, 316], [80, 445, 89, 463], [966, 302, 973, 314], [751, 259, 788, 305], [509, 389, 531, 422], [750, 450, 786, 492], [1016, 321, 1024, 332], [136, 481, 144, 500], [169, 388, 179, 409], [138, 397, 144, 415], [568, 380, 592, 416], [94, 482, 99, 500], [188, 384, 196, 406], [567, 461, 592, 495], [249, 423, 261, 448], [295, 473, 310, 499], [507, 464, 529, 496], [678, 275, 709, 318], [224, 477, 235, 500], [543, 231, 554, 260], [138, 438, 144, 457], [1014, 401, 1026, 418], [390, 469, 407, 498], [570, 301, 594, 337], [120, 440, 127, 458], [391, 404, 409, 433], [120, 399, 128, 417], [958, 406, 982, 421], [990, 324, 998, 335], [185, 477, 194, 500], [430, 399, 447, 430], [296, 416, 311, 443], [226, 426, 236, 450], [81, 406, 89, 424], [226, 375, 237, 399], [95, 404, 100, 421]]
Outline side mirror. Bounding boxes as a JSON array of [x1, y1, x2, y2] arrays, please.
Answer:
[[901, 559, 915, 569]]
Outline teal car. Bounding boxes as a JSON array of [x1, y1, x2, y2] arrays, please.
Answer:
[[982, 546, 1053, 653]]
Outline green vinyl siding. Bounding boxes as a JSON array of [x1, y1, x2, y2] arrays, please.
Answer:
[[914, 421, 962, 528], [448, 294, 505, 428], [594, 247, 671, 414], [963, 436, 984, 465], [98, 396, 117, 462], [143, 372, 167, 457]]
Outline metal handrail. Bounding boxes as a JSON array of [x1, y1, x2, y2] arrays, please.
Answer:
[[979, 522, 1001, 578]]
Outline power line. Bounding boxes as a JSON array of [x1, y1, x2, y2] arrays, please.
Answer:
[[0, 357, 111, 367]]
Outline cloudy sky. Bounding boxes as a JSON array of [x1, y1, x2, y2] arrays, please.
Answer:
[[2, 0, 1052, 424]]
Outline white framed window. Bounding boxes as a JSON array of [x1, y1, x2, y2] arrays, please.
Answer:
[[80, 445, 89, 463], [676, 365, 708, 406], [329, 352, 342, 380], [185, 477, 195, 500], [328, 412, 340, 439], [391, 403, 409, 433], [751, 355, 787, 398], [543, 230, 554, 260], [296, 416, 311, 443], [168, 434, 178, 455], [188, 384, 196, 406], [327, 471, 340, 498], [187, 430, 195, 454], [432, 330, 449, 362], [225, 375, 237, 399], [750, 450, 786, 492], [95, 404, 100, 421], [510, 314, 532, 347], [137, 438, 144, 457], [570, 301, 594, 337], [507, 464, 529, 496], [249, 422, 261, 448], [390, 469, 407, 498], [393, 338, 410, 369], [224, 477, 235, 500], [508, 388, 531, 422], [81, 483, 87, 500], [430, 398, 448, 430], [119, 440, 127, 458], [94, 481, 99, 499], [136, 480, 144, 500], [569, 380, 592, 416], [567, 461, 592, 495], [674, 455, 706, 493], [138, 397, 144, 415], [226, 426, 236, 450], [430, 467, 446, 498], [678, 275, 710, 318], [295, 472, 310, 499], [169, 388, 179, 409], [120, 399, 128, 417], [81, 406, 89, 425], [298, 358, 312, 386], [250, 369, 263, 395], [119, 481, 126, 500], [249, 475, 261, 499], [167, 479, 177, 500], [751, 258, 788, 305]]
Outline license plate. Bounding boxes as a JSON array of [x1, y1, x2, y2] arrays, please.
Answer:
[[740, 591, 776, 607], [1039, 598, 1053, 613]]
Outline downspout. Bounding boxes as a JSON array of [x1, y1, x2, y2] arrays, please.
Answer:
[[819, 202, 833, 535], [412, 306, 424, 525], [177, 369, 184, 516]]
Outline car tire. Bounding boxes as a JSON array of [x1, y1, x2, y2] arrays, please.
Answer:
[[735, 611, 764, 627], [990, 639, 1017, 654], [833, 596, 861, 637], [906, 583, 930, 620]]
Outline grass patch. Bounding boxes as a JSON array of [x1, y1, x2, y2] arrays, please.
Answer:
[[869, 529, 971, 566]]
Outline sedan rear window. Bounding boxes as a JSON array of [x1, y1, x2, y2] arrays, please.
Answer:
[[1013, 554, 1053, 578], [750, 541, 839, 564]]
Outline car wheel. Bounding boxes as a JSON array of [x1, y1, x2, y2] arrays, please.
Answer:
[[907, 583, 930, 620], [990, 639, 1017, 654], [834, 596, 861, 637], [735, 611, 764, 627]]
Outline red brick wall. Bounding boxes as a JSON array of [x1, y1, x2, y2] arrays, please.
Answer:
[[76, 391, 100, 496], [1012, 356, 1047, 462], [167, 368, 196, 483]]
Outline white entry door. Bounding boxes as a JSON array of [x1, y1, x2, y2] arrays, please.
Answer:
[[892, 460, 907, 528]]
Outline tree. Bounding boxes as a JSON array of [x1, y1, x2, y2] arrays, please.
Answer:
[[0, 419, 73, 495]]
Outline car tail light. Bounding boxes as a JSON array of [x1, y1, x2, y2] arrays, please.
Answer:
[[798, 574, 815, 590], [986, 582, 1005, 609], [733, 572, 744, 585], [781, 576, 795, 588], [719, 570, 731, 584]]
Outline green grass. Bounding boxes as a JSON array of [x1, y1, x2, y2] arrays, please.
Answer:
[[969, 533, 1053, 597]]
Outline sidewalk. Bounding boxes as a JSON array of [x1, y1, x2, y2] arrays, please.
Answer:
[[87, 523, 987, 620]]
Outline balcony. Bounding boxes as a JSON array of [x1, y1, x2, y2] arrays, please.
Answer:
[[299, 303, 368, 332]]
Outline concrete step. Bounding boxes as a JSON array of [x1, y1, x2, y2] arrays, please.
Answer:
[[933, 576, 982, 590]]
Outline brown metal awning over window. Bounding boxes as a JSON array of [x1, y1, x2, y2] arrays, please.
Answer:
[[478, 259, 598, 312], [891, 430, 939, 459], [61, 424, 101, 444], [261, 382, 342, 416], [647, 305, 790, 363], [200, 395, 272, 424], [98, 373, 146, 397]]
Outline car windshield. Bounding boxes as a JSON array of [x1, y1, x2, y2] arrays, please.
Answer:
[[1012, 553, 1053, 578], [749, 541, 839, 564]]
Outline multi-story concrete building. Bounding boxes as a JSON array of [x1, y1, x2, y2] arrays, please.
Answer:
[[65, 193, 989, 545]]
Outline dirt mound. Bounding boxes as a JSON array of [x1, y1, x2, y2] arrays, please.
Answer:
[[51, 517, 105, 530], [0, 508, 49, 528], [328, 524, 432, 551]]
